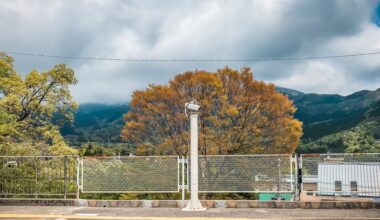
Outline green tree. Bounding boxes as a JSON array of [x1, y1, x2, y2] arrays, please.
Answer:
[[0, 52, 78, 155]]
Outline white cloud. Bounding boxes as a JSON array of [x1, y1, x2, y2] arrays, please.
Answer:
[[274, 61, 350, 94], [0, 0, 379, 103]]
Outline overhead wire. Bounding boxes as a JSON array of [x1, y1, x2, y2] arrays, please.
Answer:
[[2, 50, 380, 63]]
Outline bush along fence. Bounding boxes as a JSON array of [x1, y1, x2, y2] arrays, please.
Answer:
[[0, 156, 79, 199], [0, 153, 379, 201]]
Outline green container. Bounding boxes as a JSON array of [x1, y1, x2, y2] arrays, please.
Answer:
[[258, 193, 293, 201]]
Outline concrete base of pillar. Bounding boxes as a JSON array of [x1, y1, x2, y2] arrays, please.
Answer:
[[181, 199, 207, 211]]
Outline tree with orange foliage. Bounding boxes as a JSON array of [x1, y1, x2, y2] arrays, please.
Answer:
[[121, 67, 302, 156]]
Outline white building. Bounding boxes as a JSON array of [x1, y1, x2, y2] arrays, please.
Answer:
[[317, 162, 380, 197]]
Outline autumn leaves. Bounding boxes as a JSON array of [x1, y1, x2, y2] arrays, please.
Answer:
[[121, 67, 302, 156]]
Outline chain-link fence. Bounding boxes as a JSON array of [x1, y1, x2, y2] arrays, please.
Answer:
[[300, 153, 380, 198], [2, 153, 380, 200], [0, 156, 79, 198], [81, 156, 179, 193], [195, 155, 294, 193]]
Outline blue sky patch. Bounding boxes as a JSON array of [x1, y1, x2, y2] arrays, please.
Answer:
[[373, 3, 380, 27]]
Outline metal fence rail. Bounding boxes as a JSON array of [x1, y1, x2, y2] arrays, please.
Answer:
[[2, 153, 380, 200], [81, 156, 180, 193], [0, 156, 78, 198], [300, 153, 380, 197], [196, 154, 294, 193]]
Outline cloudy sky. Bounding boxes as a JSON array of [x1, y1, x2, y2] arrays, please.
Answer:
[[1, 0, 380, 103]]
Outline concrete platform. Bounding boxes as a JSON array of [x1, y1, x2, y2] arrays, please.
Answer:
[[0, 199, 379, 209], [0, 206, 380, 219]]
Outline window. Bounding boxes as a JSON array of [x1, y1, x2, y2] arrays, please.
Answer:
[[335, 181, 342, 192], [350, 181, 358, 192]]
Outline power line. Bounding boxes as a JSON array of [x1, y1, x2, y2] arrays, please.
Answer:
[[2, 50, 380, 62]]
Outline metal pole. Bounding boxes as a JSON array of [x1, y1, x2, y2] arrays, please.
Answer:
[[182, 113, 206, 211], [299, 154, 303, 199], [277, 158, 281, 200], [186, 156, 189, 192], [64, 156, 68, 199], [81, 157, 84, 193], [181, 156, 185, 201], [76, 157, 80, 200], [294, 154, 299, 201], [34, 159, 38, 199], [290, 155, 293, 193]]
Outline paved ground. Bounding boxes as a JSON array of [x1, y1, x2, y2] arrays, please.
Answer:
[[0, 206, 380, 220], [0, 206, 379, 220]]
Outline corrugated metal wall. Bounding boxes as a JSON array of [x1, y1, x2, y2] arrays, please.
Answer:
[[317, 163, 380, 197]]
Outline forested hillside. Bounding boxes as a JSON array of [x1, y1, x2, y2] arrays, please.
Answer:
[[61, 88, 380, 153], [60, 104, 130, 146], [277, 87, 380, 153]]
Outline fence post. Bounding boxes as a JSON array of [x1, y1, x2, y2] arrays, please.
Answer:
[[34, 158, 38, 199], [294, 154, 299, 201], [76, 157, 80, 199], [181, 156, 185, 200], [64, 156, 68, 199], [298, 154, 303, 200], [277, 158, 281, 195], [81, 156, 84, 193], [186, 156, 189, 193]]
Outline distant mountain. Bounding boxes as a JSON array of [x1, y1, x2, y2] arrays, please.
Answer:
[[277, 87, 380, 153], [277, 88, 380, 138], [275, 87, 305, 98], [60, 88, 380, 153], [60, 103, 130, 146], [295, 104, 380, 153]]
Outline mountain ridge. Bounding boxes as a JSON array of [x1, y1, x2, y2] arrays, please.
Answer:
[[61, 87, 380, 153]]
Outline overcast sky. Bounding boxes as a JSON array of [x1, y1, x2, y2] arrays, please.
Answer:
[[1, 0, 380, 103]]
